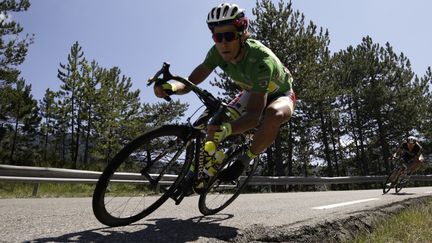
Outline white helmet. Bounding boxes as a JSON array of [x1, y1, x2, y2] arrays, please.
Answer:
[[206, 3, 248, 32], [407, 136, 417, 143]]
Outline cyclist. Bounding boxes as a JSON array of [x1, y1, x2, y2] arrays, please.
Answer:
[[154, 3, 296, 184], [390, 136, 424, 175]]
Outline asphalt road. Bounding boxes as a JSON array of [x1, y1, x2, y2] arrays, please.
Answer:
[[1, 186, 432, 243]]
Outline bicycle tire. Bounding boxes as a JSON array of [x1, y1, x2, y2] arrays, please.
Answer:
[[395, 181, 403, 193], [198, 147, 259, 215], [92, 125, 195, 227], [383, 169, 398, 194], [395, 175, 408, 193]]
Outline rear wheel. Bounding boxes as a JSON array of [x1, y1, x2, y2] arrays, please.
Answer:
[[198, 145, 259, 215], [92, 125, 194, 227], [395, 172, 409, 193]]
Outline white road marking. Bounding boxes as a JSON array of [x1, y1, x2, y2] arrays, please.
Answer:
[[312, 198, 380, 210]]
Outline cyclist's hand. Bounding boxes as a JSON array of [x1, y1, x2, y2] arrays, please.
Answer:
[[213, 123, 232, 143], [154, 82, 177, 99]]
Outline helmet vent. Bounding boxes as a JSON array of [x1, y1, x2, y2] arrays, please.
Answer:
[[210, 8, 215, 19], [216, 8, 221, 19], [223, 6, 230, 16], [231, 7, 238, 17]]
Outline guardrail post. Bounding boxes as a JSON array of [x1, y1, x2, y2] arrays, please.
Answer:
[[32, 183, 39, 197]]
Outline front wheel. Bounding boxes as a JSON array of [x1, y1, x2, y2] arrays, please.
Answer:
[[383, 168, 399, 194], [92, 125, 195, 227], [198, 146, 259, 215]]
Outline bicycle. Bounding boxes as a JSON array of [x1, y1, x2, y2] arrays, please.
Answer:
[[92, 62, 259, 227], [383, 158, 411, 194]]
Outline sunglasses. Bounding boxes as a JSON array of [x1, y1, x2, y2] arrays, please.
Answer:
[[212, 32, 238, 43]]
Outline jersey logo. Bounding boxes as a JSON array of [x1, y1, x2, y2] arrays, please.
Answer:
[[258, 80, 268, 89]]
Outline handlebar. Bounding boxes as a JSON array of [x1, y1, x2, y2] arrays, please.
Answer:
[[147, 62, 222, 112]]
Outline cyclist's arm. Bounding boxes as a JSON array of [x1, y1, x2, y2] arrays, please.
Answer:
[[230, 91, 267, 135], [173, 64, 212, 95], [392, 145, 402, 158], [415, 143, 423, 158]]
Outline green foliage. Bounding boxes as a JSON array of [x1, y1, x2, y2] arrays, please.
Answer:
[[0, 0, 39, 165], [30, 42, 189, 168], [0, 182, 95, 198], [0, 79, 39, 165], [0, 0, 33, 85]]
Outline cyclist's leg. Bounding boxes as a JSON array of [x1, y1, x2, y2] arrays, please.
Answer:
[[388, 168, 400, 182], [250, 91, 295, 155], [407, 155, 424, 174], [218, 90, 295, 181]]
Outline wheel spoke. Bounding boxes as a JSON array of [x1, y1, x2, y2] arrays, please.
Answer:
[[198, 142, 258, 215], [92, 126, 194, 226]]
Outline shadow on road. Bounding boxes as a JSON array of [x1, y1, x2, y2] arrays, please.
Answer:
[[391, 192, 416, 196], [27, 214, 238, 243]]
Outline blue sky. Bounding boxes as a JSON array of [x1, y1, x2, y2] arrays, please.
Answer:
[[13, 0, 432, 114]]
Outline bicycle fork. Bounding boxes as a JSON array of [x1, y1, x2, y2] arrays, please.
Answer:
[[170, 139, 201, 205]]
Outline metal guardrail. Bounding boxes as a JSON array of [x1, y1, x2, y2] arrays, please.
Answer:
[[2, 164, 432, 197], [2, 164, 432, 185], [0, 164, 177, 184]]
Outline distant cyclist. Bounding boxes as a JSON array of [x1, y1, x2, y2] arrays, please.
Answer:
[[390, 136, 424, 176], [154, 3, 295, 186]]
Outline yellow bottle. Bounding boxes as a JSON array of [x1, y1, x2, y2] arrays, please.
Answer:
[[203, 141, 225, 176], [204, 141, 216, 155]]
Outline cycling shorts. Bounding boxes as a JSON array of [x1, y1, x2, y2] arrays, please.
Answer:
[[227, 89, 297, 119]]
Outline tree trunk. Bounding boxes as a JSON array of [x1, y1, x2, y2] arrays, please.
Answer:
[[266, 146, 274, 176], [287, 120, 294, 176], [318, 107, 333, 176], [10, 118, 19, 164], [353, 98, 368, 175], [376, 115, 390, 174], [274, 133, 284, 176], [73, 103, 82, 168], [328, 115, 340, 176]]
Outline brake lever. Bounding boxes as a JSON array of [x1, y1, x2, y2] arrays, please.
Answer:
[[147, 62, 173, 102], [147, 78, 172, 102]]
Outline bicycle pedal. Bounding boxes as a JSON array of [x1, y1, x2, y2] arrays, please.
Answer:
[[174, 194, 186, 205], [170, 180, 195, 204], [170, 188, 187, 205]]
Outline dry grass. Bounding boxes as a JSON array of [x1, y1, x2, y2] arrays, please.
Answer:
[[352, 198, 432, 242]]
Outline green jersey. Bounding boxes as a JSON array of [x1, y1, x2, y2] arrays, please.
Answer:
[[203, 38, 293, 95]]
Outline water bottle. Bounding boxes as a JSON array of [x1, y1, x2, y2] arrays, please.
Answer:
[[204, 141, 225, 176]]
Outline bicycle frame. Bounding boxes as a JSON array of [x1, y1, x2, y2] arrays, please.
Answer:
[[147, 62, 248, 202], [383, 157, 411, 194]]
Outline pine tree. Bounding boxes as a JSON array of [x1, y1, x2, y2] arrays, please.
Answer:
[[0, 0, 33, 139], [251, 0, 332, 176], [0, 0, 33, 86], [2, 79, 39, 164], [57, 41, 86, 168], [39, 88, 56, 162], [92, 67, 141, 164]]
